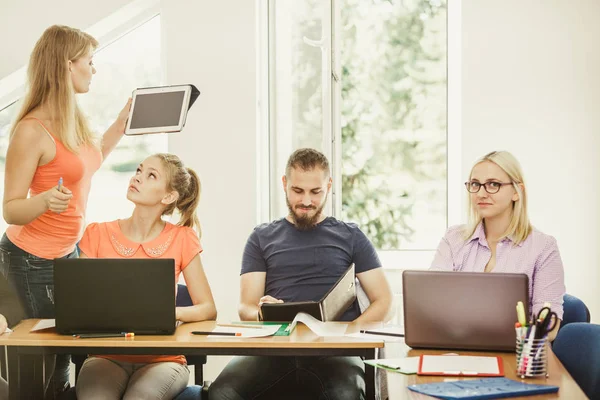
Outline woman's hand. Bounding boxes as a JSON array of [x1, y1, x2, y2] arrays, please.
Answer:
[[115, 98, 132, 132], [43, 185, 72, 213]]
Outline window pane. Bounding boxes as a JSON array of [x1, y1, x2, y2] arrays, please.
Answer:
[[269, 0, 327, 218], [79, 15, 166, 224], [340, 0, 447, 250]]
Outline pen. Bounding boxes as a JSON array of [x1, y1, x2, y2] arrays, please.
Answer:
[[524, 324, 537, 376], [359, 330, 405, 338], [192, 331, 241, 336], [58, 177, 63, 191], [74, 332, 134, 339]]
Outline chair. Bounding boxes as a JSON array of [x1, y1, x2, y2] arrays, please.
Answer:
[[553, 323, 600, 399], [561, 294, 591, 329], [67, 284, 208, 400]]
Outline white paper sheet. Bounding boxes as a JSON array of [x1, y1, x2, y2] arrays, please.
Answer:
[[365, 357, 420, 374], [2, 327, 12, 334], [420, 355, 500, 374], [30, 319, 55, 332], [207, 324, 281, 338], [289, 312, 347, 337]]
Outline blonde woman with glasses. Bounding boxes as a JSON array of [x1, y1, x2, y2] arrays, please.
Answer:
[[0, 25, 130, 397], [430, 151, 565, 340]]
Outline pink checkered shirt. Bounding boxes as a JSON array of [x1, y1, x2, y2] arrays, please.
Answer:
[[430, 222, 566, 320]]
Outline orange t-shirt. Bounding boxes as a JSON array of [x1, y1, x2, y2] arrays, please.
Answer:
[[78, 220, 202, 365], [6, 118, 102, 258]]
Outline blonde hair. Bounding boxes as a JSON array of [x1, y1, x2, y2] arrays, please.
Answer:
[[464, 151, 532, 244], [10, 25, 99, 152], [154, 153, 201, 236]]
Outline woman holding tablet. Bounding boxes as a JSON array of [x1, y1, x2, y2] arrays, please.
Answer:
[[430, 151, 565, 340], [75, 153, 216, 399], [0, 25, 130, 396]]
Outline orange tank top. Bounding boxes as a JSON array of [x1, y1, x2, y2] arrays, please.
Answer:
[[6, 118, 102, 259]]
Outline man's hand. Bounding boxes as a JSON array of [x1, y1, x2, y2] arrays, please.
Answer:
[[257, 295, 283, 321], [0, 314, 7, 333]]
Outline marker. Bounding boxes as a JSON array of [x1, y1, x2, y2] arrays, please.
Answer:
[[516, 301, 526, 326], [192, 331, 241, 336], [74, 332, 134, 339], [539, 302, 552, 320], [57, 177, 63, 191]]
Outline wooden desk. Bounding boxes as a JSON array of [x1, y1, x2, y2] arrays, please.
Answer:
[[0, 319, 384, 400], [382, 342, 587, 399]]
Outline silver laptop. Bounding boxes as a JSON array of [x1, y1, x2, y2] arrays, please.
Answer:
[[402, 270, 529, 351]]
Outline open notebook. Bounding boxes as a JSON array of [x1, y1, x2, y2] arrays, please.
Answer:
[[261, 264, 356, 322]]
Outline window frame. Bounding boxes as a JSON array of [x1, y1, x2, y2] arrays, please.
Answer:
[[259, 0, 462, 270], [0, 0, 161, 112]]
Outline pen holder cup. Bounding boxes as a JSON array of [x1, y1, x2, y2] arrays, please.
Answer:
[[516, 337, 548, 378]]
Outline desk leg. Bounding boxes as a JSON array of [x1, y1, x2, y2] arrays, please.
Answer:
[[7, 347, 46, 400], [365, 349, 376, 400]]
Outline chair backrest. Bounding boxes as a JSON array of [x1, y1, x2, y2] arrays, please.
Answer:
[[562, 294, 591, 328], [177, 284, 193, 307], [553, 323, 600, 399]]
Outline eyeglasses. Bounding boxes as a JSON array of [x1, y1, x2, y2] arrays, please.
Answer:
[[464, 181, 513, 194]]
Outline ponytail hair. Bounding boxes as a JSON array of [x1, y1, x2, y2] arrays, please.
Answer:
[[153, 153, 201, 236]]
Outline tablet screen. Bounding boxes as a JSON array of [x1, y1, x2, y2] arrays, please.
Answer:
[[130, 91, 186, 129]]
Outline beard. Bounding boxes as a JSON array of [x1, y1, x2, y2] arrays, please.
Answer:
[[286, 195, 327, 231]]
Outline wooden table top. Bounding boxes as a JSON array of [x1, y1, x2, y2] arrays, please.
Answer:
[[0, 319, 384, 349], [382, 342, 587, 399]]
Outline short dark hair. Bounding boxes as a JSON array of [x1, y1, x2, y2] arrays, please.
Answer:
[[285, 148, 330, 177]]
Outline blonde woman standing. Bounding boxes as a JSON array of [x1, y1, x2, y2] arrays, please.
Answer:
[[430, 151, 566, 340], [0, 25, 130, 397]]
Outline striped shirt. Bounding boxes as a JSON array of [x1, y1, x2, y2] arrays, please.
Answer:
[[430, 222, 566, 320]]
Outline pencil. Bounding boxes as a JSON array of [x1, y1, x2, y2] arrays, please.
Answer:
[[192, 331, 241, 336], [75, 332, 134, 339], [360, 330, 404, 338]]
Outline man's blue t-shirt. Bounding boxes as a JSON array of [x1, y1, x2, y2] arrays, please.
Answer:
[[241, 216, 382, 321]]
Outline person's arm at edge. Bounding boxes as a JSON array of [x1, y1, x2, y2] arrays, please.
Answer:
[[100, 98, 131, 160], [239, 272, 267, 321], [430, 231, 456, 271], [177, 255, 217, 322], [353, 268, 393, 324], [532, 236, 566, 342]]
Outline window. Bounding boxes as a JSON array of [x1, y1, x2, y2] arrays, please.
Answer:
[[80, 15, 165, 224], [264, 0, 448, 266], [0, 15, 165, 235]]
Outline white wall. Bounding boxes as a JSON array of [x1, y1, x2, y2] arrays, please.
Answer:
[[462, 0, 600, 321], [161, 0, 258, 380], [0, 0, 134, 79]]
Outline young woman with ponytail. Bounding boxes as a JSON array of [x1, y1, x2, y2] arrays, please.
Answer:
[[75, 153, 216, 399]]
